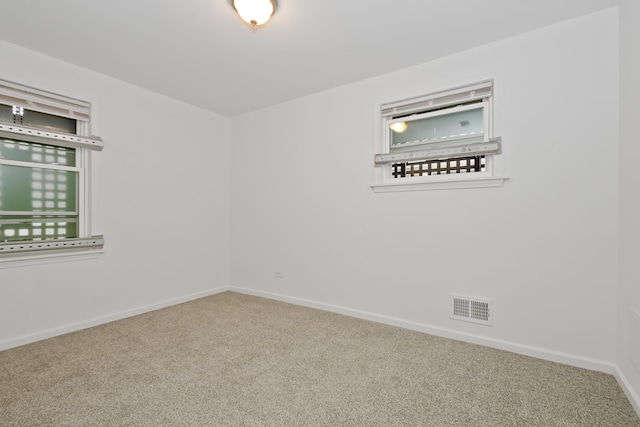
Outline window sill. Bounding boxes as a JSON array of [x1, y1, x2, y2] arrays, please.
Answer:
[[371, 175, 508, 193], [0, 248, 104, 269]]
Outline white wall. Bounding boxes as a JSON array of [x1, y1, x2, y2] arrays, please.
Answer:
[[0, 40, 230, 348], [230, 9, 620, 367], [618, 0, 640, 409]]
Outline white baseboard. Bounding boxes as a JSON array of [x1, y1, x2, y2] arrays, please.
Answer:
[[230, 286, 617, 375], [3, 285, 638, 418], [0, 286, 230, 351], [614, 366, 640, 418]]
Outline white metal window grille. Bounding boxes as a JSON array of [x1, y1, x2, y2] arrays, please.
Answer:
[[0, 79, 103, 258]]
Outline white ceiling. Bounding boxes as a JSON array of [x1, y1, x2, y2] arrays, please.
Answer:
[[0, 0, 620, 117]]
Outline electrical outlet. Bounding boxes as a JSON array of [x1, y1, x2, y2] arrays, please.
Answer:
[[275, 271, 283, 278]]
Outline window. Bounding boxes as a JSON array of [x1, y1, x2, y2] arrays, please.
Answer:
[[0, 79, 104, 261], [372, 80, 505, 192]]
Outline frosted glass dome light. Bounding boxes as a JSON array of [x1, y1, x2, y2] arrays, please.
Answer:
[[232, 0, 277, 28]]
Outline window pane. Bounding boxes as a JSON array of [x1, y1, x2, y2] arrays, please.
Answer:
[[0, 164, 78, 212], [0, 104, 77, 134], [0, 215, 78, 242], [391, 107, 484, 149], [0, 138, 76, 166]]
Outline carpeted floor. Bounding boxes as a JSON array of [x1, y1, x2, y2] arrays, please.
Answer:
[[1, 291, 639, 426]]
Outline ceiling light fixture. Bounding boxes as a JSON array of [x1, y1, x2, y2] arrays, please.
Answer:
[[232, 0, 277, 29]]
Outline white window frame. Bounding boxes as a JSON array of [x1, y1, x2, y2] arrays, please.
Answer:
[[0, 79, 104, 266], [372, 80, 506, 192]]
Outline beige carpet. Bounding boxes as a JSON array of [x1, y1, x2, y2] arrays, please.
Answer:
[[1, 291, 638, 426]]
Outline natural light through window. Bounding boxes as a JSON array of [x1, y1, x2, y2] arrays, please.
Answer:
[[372, 80, 505, 192], [0, 78, 104, 261]]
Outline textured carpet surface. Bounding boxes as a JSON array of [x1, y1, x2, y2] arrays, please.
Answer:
[[1, 291, 639, 426]]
